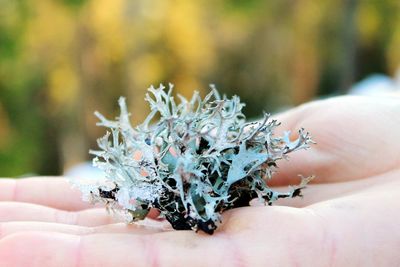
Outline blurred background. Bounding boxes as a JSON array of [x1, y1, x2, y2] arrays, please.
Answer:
[[1, 0, 400, 177]]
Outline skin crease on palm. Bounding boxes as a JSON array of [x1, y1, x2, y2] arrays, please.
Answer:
[[0, 95, 399, 267]]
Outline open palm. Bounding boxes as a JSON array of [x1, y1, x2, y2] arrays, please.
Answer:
[[1, 95, 399, 267]]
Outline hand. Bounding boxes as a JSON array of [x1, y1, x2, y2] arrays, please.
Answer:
[[1, 95, 399, 266]]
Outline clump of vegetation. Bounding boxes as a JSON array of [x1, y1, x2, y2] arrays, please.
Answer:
[[74, 84, 314, 234]]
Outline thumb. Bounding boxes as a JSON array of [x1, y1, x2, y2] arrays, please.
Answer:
[[268, 95, 400, 186]]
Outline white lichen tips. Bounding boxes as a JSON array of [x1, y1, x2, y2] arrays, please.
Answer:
[[74, 84, 314, 234]]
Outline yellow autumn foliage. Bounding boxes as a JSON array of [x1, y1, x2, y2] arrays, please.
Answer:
[[0, 0, 399, 176]]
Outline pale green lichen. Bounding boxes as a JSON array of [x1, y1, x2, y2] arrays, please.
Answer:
[[74, 84, 314, 234]]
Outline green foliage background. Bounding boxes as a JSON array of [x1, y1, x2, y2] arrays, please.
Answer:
[[0, 0, 399, 177]]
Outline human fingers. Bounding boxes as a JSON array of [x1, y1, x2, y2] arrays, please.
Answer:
[[0, 177, 92, 211], [0, 202, 119, 226], [0, 221, 168, 239], [1, 196, 397, 267], [0, 207, 326, 267], [0, 177, 161, 222], [0, 231, 212, 267], [305, 173, 400, 266], [273, 168, 400, 207], [270, 95, 400, 185]]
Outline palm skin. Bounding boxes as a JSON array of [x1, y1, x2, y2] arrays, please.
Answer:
[[0, 95, 399, 267]]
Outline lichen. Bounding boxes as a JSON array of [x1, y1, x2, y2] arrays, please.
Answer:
[[73, 84, 314, 234]]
